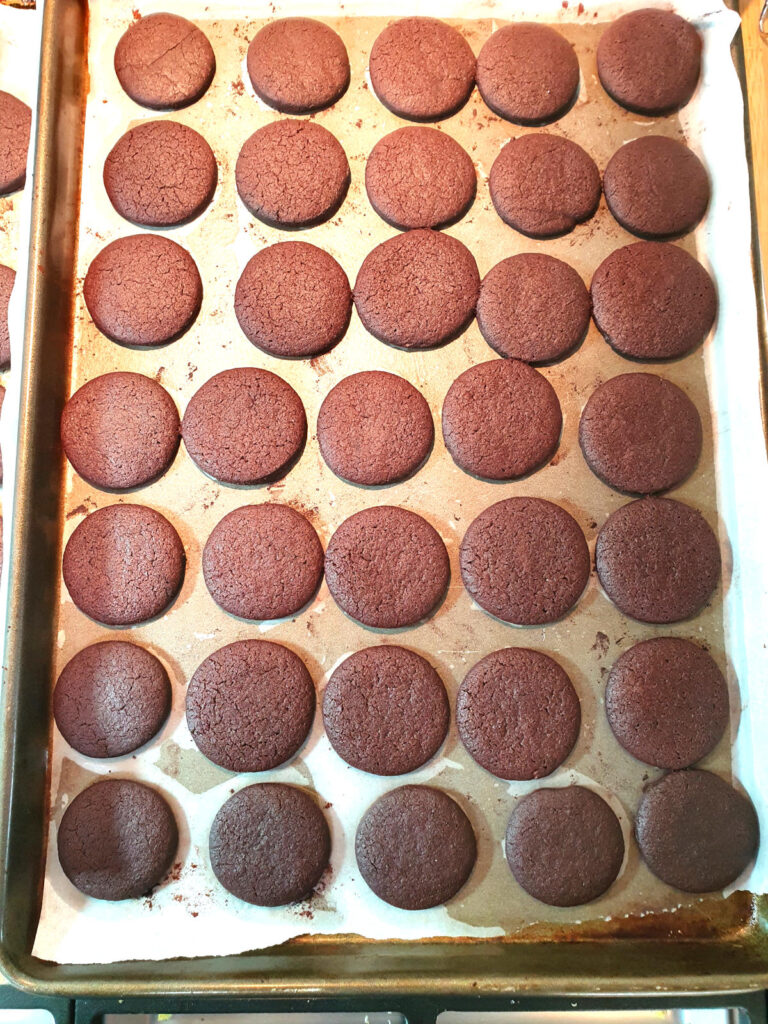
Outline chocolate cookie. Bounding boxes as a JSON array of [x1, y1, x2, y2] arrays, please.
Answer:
[[477, 252, 590, 364], [57, 778, 178, 900], [595, 497, 720, 623], [182, 368, 306, 485], [505, 786, 624, 906], [186, 640, 315, 772], [114, 13, 216, 110], [317, 370, 434, 485], [202, 504, 323, 621], [603, 137, 709, 240], [606, 637, 728, 769], [365, 127, 476, 230], [0, 91, 31, 195], [579, 373, 702, 494], [354, 229, 480, 349], [597, 9, 701, 116], [210, 783, 330, 905], [104, 120, 217, 227], [369, 17, 476, 122], [323, 645, 449, 775], [61, 372, 180, 490], [236, 120, 350, 228], [62, 504, 185, 626], [235, 241, 351, 358], [636, 770, 759, 893], [442, 358, 562, 480], [325, 506, 449, 628], [457, 647, 580, 780], [83, 234, 203, 348], [477, 23, 579, 125], [0, 264, 15, 369], [460, 497, 590, 625], [591, 242, 717, 361], [53, 641, 172, 758], [246, 18, 350, 114], [490, 133, 601, 239]]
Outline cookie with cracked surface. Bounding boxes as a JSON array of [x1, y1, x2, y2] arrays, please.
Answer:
[[210, 783, 330, 905], [202, 504, 323, 621], [0, 91, 31, 195], [114, 13, 216, 110], [317, 370, 433, 485], [490, 133, 600, 239], [477, 23, 579, 125], [323, 645, 449, 775], [636, 770, 759, 892], [354, 229, 479, 349], [235, 119, 350, 228], [442, 358, 561, 480], [182, 368, 306, 485], [0, 264, 15, 369], [460, 497, 589, 625], [57, 778, 178, 900], [53, 641, 172, 758], [591, 242, 717, 361], [325, 505, 449, 629], [365, 127, 476, 230], [505, 786, 624, 906], [62, 504, 185, 626], [61, 372, 180, 491], [603, 136, 709, 240], [187, 640, 315, 772], [597, 9, 701, 116], [356, 785, 476, 909], [595, 497, 720, 623], [246, 18, 350, 113], [104, 120, 217, 227], [234, 241, 351, 358]]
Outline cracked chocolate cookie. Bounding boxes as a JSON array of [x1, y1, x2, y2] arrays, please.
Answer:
[[0, 90, 31, 195], [0, 264, 15, 369]]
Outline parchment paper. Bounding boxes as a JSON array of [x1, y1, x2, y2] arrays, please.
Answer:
[[29, 0, 768, 965]]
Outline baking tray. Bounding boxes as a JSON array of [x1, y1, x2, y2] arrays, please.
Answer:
[[1, 0, 768, 998]]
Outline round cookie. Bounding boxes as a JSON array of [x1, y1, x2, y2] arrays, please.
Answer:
[[53, 641, 172, 758], [365, 127, 476, 230], [62, 504, 185, 626], [505, 786, 625, 906], [202, 504, 323, 621], [606, 637, 729, 769], [595, 496, 720, 623], [317, 370, 434, 485], [181, 368, 306, 485], [0, 264, 15, 369], [597, 9, 701, 117], [591, 242, 717, 361], [236, 120, 350, 228], [104, 120, 217, 227], [603, 136, 709, 240], [579, 373, 702, 494], [442, 358, 562, 480], [114, 13, 216, 110], [61, 372, 180, 490], [356, 786, 476, 909], [57, 778, 178, 900], [235, 242, 351, 358], [354, 229, 480, 349], [369, 17, 476, 122], [477, 253, 590, 364], [477, 23, 579, 126], [246, 18, 350, 114], [635, 770, 759, 892], [457, 647, 580, 780], [210, 783, 330, 905], [490, 133, 601, 239], [186, 640, 315, 772], [325, 505, 449, 628], [460, 497, 590, 625], [323, 645, 449, 775], [83, 235, 202, 348], [0, 91, 31, 195]]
